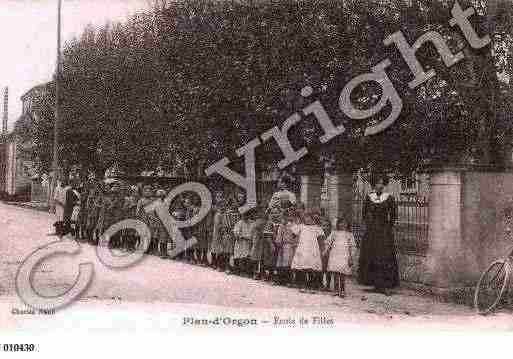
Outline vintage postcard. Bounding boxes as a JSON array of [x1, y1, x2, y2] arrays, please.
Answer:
[[1, 0, 513, 356]]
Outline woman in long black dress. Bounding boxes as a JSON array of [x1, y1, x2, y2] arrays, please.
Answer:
[[358, 173, 399, 295]]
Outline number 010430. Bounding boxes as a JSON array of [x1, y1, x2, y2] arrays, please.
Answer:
[[2, 344, 36, 352]]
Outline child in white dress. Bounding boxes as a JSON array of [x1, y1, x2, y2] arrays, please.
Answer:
[[323, 216, 356, 297], [289, 211, 325, 293]]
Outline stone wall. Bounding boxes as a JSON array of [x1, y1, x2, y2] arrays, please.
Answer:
[[460, 172, 513, 282], [422, 168, 513, 291]]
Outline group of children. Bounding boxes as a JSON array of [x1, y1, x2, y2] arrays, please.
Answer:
[[212, 195, 358, 297], [67, 179, 358, 297], [71, 180, 203, 259]]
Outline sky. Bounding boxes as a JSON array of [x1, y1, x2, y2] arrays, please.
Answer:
[[0, 0, 151, 130]]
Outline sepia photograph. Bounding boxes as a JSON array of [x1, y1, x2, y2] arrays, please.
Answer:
[[1, 0, 513, 356]]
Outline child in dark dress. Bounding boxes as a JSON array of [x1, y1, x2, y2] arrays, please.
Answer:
[[233, 211, 255, 276], [122, 185, 140, 251], [319, 211, 332, 291], [154, 189, 171, 259], [261, 210, 279, 282], [136, 185, 158, 254], [249, 206, 267, 280], [210, 198, 229, 271], [274, 208, 298, 286]]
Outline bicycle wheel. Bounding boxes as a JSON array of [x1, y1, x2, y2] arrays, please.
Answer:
[[474, 259, 510, 315]]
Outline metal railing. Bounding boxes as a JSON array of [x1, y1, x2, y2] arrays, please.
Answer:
[[352, 190, 429, 256]]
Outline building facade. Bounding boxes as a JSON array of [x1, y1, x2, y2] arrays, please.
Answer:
[[0, 83, 51, 200], [0, 134, 29, 198]]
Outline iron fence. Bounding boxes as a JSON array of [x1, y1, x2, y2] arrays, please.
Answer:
[[352, 190, 429, 256]]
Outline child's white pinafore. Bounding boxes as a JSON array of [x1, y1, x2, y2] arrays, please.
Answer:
[[290, 224, 324, 271]]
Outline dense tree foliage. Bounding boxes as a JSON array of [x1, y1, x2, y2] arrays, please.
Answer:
[[14, 0, 513, 179]]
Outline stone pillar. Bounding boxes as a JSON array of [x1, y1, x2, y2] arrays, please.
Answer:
[[424, 170, 464, 287], [420, 166, 513, 300], [326, 172, 353, 225], [300, 174, 322, 211]]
